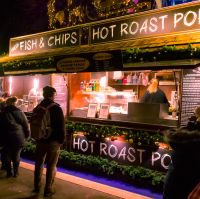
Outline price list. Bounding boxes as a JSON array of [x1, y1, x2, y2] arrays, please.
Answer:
[[181, 68, 200, 126], [91, 50, 123, 72]]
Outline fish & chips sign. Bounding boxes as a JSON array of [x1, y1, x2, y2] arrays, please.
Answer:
[[9, 2, 200, 57]]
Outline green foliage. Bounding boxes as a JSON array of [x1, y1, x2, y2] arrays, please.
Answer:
[[123, 44, 200, 63], [23, 140, 165, 189], [23, 140, 36, 153], [1, 44, 198, 73], [66, 122, 164, 146], [0, 57, 55, 72]]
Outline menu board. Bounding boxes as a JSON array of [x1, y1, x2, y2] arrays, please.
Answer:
[[181, 67, 200, 126], [56, 50, 123, 73], [51, 74, 67, 116]]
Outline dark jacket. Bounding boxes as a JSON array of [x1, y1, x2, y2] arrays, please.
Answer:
[[0, 101, 6, 111], [33, 98, 66, 144], [140, 88, 169, 105], [0, 101, 6, 146], [2, 105, 30, 147], [163, 129, 200, 199], [187, 116, 200, 131]]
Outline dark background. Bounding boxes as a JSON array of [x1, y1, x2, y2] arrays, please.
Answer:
[[0, 0, 49, 54]]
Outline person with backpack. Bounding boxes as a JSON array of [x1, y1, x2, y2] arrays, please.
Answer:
[[31, 86, 65, 197], [1, 96, 30, 178]]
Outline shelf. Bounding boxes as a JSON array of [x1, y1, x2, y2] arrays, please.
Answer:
[[159, 81, 176, 86], [109, 82, 176, 86], [109, 83, 143, 86], [81, 90, 136, 96]]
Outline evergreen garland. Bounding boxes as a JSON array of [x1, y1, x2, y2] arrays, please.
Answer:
[[123, 44, 200, 63], [1, 44, 199, 73], [1, 57, 55, 72], [66, 121, 165, 147]]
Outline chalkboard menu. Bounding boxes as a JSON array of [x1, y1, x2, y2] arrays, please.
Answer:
[[56, 50, 123, 73], [181, 67, 200, 126]]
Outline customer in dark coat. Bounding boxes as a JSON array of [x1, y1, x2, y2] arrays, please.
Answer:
[[0, 98, 7, 170], [163, 128, 200, 199], [2, 96, 30, 177], [0, 97, 7, 170], [140, 78, 169, 105], [33, 86, 66, 197]]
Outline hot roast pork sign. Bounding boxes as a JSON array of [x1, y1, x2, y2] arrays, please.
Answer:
[[9, 2, 200, 56], [73, 136, 171, 172]]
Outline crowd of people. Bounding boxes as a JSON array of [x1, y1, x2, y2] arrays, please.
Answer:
[[0, 82, 200, 198], [0, 86, 66, 197]]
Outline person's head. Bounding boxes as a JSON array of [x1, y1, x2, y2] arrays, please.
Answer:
[[0, 97, 4, 103], [6, 96, 18, 106], [43, 86, 56, 99], [147, 78, 159, 93]]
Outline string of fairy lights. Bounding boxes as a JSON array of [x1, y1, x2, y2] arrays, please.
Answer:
[[47, 0, 152, 29]]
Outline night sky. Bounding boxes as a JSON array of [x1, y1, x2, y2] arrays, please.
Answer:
[[0, 0, 49, 54]]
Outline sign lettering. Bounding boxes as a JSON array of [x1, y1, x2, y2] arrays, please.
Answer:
[[91, 5, 200, 44], [10, 29, 79, 56], [9, 2, 200, 57], [72, 136, 172, 172]]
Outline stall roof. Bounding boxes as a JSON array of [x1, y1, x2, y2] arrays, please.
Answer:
[[1, 1, 200, 73], [1, 31, 200, 73], [1, 31, 200, 61], [1, 30, 200, 62]]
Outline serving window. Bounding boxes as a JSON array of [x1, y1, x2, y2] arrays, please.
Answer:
[[0, 74, 67, 116], [68, 70, 181, 122]]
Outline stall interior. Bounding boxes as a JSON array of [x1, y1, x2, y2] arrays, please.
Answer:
[[69, 70, 180, 124], [0, 74, 67, 116], [0, 70, 180, 125]]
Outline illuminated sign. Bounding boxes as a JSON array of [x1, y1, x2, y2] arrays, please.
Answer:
[[91, 3, 200, 44], [9, 28, 80, 56], [9, 2, 200, 57], [73, 136, 171, 172]]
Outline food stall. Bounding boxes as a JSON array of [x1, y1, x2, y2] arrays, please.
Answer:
[[1, 1, 200, 187]]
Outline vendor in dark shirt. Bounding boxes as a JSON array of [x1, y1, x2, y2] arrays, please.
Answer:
[[140, 78, 169, 106]]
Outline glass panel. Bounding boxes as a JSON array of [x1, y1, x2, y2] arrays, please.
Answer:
[[68, 70, 181, 121]]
